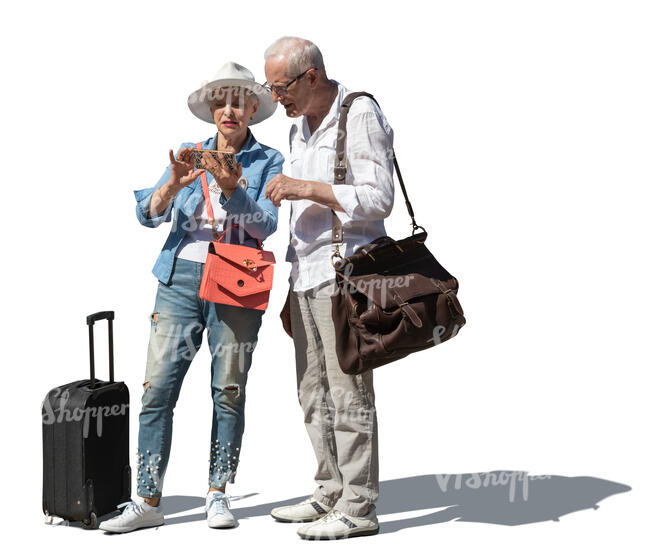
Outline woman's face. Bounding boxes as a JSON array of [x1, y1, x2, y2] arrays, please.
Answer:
[[210, 87, 258, 140]]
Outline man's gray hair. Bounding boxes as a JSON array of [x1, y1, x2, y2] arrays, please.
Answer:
[[264, 36, 326, 78]]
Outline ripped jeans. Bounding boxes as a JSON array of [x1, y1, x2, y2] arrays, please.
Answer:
[[136, 256, 264, 498]]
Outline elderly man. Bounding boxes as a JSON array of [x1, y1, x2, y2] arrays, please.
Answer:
[[263, 37, 394, 540]]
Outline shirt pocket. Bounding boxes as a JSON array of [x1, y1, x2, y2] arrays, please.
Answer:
[[315, 144, 336, 183], [298, 144, 336, 183], [289, 152, 303, 180]]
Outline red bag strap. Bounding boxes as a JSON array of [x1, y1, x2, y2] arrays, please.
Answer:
[[197, 142, 216, 225], [195, 141, 264, 249]]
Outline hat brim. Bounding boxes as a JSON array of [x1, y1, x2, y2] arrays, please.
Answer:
[[187, 78, 276, 125]]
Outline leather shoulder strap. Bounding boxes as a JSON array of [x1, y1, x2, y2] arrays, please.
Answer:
[[331, 92, 420, 246]]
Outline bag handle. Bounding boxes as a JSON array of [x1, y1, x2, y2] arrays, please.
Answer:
[[330, 92, 424, 255], [86, 311, 115, 388], [215, 223, 263, 250]]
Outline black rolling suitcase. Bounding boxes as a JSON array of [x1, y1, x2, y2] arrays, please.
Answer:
[[42, 311, 131, 528]]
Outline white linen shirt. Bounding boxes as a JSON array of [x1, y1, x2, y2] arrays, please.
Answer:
[[286, 81, 395, 292]]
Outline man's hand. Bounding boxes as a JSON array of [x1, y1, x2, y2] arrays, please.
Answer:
[[280, 287, 293, 338], [265, 174, 310, 207]]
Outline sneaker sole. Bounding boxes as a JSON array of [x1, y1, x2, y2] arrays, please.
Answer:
[[207, 519, 237, 529], [270, 512, 327, 523], [99, 519, 164, 534], [298, 525, 380, 540]]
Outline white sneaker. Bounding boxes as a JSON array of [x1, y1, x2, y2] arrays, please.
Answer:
[[297, 508, 379, 540], [270, 496, 333, 523], [206, 492, 236, 528], [98, 500, 164, 533]]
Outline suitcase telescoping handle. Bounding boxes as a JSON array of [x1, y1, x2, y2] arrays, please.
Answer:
[[86, 311, 115, 388]]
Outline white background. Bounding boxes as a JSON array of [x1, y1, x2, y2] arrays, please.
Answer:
[[1, 0, 648, 554]]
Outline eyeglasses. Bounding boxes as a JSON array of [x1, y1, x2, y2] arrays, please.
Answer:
[[263, 68, 317, 97]]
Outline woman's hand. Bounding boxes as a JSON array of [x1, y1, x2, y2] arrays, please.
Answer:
[[202, 152, 242, 195], [168, 148, 205, 190], [148, 148, 204, 218]]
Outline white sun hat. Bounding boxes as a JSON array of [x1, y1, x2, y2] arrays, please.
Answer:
[[187, 62, 276, 125]]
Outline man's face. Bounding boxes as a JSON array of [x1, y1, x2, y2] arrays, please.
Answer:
[[264, 56, 310, 118]]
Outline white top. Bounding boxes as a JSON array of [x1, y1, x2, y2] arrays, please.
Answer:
[[176, 178, 227, 262], [286, 81, 395, 292]]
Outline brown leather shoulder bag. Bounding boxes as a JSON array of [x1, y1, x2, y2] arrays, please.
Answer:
[[329, 92, 466, 374]]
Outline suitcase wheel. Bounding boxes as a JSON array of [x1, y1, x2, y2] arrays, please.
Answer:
[[81, 512, 98, 530]]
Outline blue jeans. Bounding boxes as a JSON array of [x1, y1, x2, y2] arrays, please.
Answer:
[[136, 256, 264, 498]]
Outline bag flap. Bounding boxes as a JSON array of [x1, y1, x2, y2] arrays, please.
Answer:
[[205, 255, 274, 297], [337, 273, 458, 329], [339, 272, 456, 309], [209, 242, 276, 270]]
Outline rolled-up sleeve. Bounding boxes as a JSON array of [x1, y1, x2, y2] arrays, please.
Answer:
[[133, 145, 186, 228], [218, 151, 284, 242], [330, 110, 395, 222]]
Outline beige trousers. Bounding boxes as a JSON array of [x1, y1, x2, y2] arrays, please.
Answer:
[[289, 279, 379, 517]]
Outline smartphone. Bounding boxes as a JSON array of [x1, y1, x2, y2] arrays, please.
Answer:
[[190, 149, 237, 172]]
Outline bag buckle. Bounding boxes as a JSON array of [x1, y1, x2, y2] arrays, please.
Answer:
[[334, 156, 347, 182], [330, 244, 343, 267], [243, 258, 258, 272]]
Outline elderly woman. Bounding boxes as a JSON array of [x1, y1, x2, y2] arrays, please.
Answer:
[[100, 62, 283, 533]]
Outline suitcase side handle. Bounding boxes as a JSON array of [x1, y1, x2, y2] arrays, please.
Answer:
[[87, 311, 115, 387]]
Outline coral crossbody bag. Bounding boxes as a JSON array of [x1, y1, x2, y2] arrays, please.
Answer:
[[196, 144, 275, 310]]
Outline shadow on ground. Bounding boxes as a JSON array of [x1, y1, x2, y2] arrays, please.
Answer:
[[87, 471, 628, 534]]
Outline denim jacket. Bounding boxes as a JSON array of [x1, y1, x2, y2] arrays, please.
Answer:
[[133, 130, 284, 285]]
